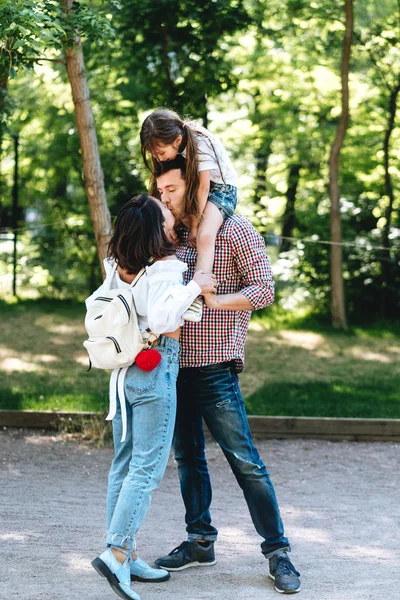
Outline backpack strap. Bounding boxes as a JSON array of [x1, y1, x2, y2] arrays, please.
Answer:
[[129, 267, 146, 288], [104, 261, 119, 292], [106, 367, 129, 443], [129, 256, 155, 288]]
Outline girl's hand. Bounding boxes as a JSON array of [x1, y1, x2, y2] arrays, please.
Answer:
[[193, 270, 217, 294]]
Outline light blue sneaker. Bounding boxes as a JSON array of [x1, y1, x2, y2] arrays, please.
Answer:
[[91, 547, 141, 600], [130, 556, 170, 582]]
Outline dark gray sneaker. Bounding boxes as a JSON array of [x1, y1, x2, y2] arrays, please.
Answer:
[[154, 540, 216, 571], [269, 552, 301, 594]]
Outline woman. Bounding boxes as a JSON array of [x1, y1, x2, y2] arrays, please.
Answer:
[[91, 193, 217, 600]]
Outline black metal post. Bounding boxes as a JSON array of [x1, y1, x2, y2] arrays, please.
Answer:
[[12, 133, 19, 297]]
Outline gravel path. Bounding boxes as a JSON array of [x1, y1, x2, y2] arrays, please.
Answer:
[[1, 429, 399, 600]]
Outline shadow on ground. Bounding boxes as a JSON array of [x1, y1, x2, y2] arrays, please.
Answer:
[[1, 430, 398, 600]]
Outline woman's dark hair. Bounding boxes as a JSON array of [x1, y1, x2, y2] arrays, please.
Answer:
[[107, 194, 175, 274]]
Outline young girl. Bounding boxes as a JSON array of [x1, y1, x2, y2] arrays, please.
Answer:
[[140, 108, 237, 321], [90, 194, 216, 600]]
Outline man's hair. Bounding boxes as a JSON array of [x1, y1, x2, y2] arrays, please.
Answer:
[[108, 194, 175, 274], [153, 155, 186, 178], [149, 155, 199, 217]]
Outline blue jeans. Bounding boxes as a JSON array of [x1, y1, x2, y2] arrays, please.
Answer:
[[208, 182, 237, 220], [173, 362, 290, 556], [106, 336, 180, 551]]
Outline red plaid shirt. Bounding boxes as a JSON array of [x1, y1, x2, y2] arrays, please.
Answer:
[[177, 215, 274, 372]]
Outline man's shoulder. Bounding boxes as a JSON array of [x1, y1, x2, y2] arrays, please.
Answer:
[[218, 214, 259, 241]]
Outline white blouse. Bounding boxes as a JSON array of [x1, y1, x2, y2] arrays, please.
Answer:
[[102, 257, 201, 334], [181, 126, 237, 186]]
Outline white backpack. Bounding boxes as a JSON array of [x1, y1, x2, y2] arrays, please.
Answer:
[[83, 261, 158, 443], [83, 261, 148, 370]]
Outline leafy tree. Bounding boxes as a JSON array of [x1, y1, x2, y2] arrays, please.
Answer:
[[1, 0, 399, 322], [61, 0, 113, 273], [353, 0, 400, 315], [1, 0, 116, 277], [112, 0, 251, 122]]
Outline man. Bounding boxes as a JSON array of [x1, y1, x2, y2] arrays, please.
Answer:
[[153, 155, 301, 595]]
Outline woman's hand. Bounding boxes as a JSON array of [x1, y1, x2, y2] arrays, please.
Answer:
[[193, 270, 218, 294]]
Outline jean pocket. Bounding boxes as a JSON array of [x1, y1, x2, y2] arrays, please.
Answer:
[[125, 361, 162, 395]]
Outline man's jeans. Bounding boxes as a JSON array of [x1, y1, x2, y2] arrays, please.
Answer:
[[106, 336, 180, 551], [173, 362, 290, 556]]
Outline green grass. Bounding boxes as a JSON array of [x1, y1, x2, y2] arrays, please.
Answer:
[[0, 298, 109, 412], [245, 381, 400, 419], [1, 298, 400, 418], [243, 318, 400, 418]]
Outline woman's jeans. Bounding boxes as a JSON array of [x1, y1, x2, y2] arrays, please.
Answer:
[[173, 362, 290, 556], [106, 336, 180, 552]]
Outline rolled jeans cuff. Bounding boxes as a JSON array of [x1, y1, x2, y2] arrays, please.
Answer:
[[264, 545, 291, 559], [106, 532, 136, 552], [188, 533, 218, 543]]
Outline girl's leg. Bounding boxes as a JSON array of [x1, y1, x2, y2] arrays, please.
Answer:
[[183, 202, 223, 322], [195, 202, 223, 272]]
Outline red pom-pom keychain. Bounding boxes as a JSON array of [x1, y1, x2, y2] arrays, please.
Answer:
[[136, 348, 162, 371]]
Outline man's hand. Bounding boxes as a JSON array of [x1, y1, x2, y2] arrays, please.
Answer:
[[203, 292, 220, 309]]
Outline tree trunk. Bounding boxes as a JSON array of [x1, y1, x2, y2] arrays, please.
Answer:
[[380, 78, 400, 315], [327, 0, 353, 330], [61, 0, 111, 276], [281, 163, 301, 252], [382, 82, 400, 250], [253, 135, 271, 207], [251, 93, 273, 210], [200, 94, 209, 129], [0, 69, 8, 133]]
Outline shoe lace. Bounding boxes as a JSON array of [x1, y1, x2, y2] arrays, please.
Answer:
[[275, 556, 300, 577], [168, 541, 189, 556]]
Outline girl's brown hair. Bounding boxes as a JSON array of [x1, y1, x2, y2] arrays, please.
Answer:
[[108, 194, 175, 274], [140, 108, 201, 216]]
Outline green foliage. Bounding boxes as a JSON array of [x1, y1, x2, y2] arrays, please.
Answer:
[[0, 0, 399, 320], [0, 1, 65, 80], [221, 0, 400, 319], [0, 298, 110, 411], [0, 0, 114, 77], [111, 0, 251, 118], [66, 1, 115, 44]]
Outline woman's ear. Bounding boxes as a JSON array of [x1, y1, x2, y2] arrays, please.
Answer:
[[174, 134, 182, 149]]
